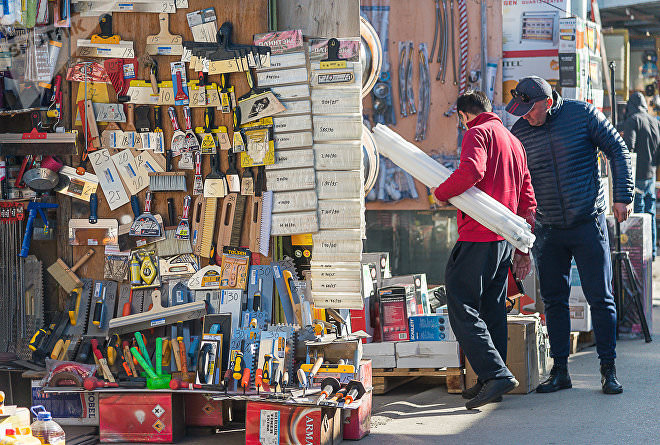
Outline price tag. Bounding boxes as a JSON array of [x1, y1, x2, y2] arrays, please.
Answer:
[[127, 80, 160, 105], [158, 81, 175, 105], [111, 149, 148, 195], [188, 80, 207, 108], [135, 150, 165, 177], [212, 127, 231, 150], [88, 149, 130, 211]]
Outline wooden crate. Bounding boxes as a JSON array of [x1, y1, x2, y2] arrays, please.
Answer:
[[570, 331, 596, 354], [372, 367, 465, 395]]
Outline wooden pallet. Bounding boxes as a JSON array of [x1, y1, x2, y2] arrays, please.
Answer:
[[372, 367, 465, 395], [570, 331, 596, 354]]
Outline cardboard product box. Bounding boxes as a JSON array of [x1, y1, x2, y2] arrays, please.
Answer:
[[381, 274, 429, 315], [558, 17, 586, 53], [343, 360, 372, 440], [568, 260, 593, 332], [362, 342, 396, 369], [395, 341, 461, 368], [502, 0, 571, 55], [349, 263, 378, 343], [558, 49, 589, 89], [184, 394, 225, 427], [245, 402, 342, 445], [361, 252, 391, 287], [99, 393, 184, 443], [408, 313, 455, 342], [465, 315, 541, 394], [606, 214, 653, 334], [31, 382, 99, 426], [378, 286, 413, 342]]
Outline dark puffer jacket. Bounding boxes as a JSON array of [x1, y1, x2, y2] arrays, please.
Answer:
[[511, 91, 633, 228], [623, 91, 660, 180]]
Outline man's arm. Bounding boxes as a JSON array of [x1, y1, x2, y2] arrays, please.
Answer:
[[622, 116, 637, 155], [512, 157, 537, 277], [434, 129, 487, 203], [586, 104, 634, 208]]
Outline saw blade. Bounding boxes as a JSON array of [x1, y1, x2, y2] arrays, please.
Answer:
[[64, 279, 94, 338], [16, 256, 44, 360], [274, 257, 299, 280]]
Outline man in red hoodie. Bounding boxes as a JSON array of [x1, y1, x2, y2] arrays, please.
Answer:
[[434, 91, 536, 409]]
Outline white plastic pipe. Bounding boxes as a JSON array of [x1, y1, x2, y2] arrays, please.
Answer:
[[373, 124, 535, 253]]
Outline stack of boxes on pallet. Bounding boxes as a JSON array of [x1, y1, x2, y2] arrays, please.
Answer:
[[255, 30, 320, 236], [308, 38, 366, 309], [358, 252, 462, 369]]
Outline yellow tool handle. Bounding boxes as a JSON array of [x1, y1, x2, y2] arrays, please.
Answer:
[[50, 339, 65, 360]]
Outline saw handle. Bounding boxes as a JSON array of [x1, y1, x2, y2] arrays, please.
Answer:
[[168, 106, 181, 131], [144, 190, 153, 212], [182, 195, 191, 219]]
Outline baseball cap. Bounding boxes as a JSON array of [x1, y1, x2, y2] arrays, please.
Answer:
[[505, 76, 553, 116]]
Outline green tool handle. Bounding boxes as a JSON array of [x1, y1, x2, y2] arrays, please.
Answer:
[[155, 338, 163, 376], [130, 347, 157, 379], [134, 332, 152, 368]]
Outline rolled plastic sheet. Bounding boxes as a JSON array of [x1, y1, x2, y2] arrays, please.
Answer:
[[372, 124, 535, 253]]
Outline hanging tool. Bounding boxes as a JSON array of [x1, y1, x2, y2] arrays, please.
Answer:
[[430, 0, 440, 61], [175, 195, 191, 240], [167, 106, 186, 155], [91, 281, 107, 328], [398, 41, 408, 117], [297, 368, 308, 396], [47, 248, 94, 294], [450, 0, 458, 85], [146, 13, 183, 56], [183, 105, 200, 151], [203, 149, 228, 198], [406, 41, 416, 115], [308, 356, 324, 383], [445, 0, 468, 116], [20, 201, 58, 257], [241, 368, 250, 395], [415, 44, 431, 141], [255, 369, 263, 395], [193, 151, 203, 196], [129, 191, 162, 237], [436, 0, 449, 82]]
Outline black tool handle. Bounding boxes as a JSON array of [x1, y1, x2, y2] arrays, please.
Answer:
[[154, 105, 162, 130], [326, 38, 341, 61], [89, 192, 98, 224], [165, 149, 173, 172], [131, 195, 140, 218], [205, 106, 214, 132], [98, 14, 113, 38], [167, 198, 176, 226]]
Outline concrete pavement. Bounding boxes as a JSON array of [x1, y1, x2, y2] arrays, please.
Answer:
[[364, 306, 660, 444]]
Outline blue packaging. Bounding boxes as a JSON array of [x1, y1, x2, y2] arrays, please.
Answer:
[[408, 314, 455, 341]]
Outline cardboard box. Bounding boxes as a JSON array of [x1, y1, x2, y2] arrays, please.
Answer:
[[502, 0, 571, 55], [408, 313, 455, 342], [343, 359, 372, 440], [569, 260, 593, 332], [395, 341, 461, 368], [362, 342, 396, 368], [31, 382, 99, 426], [382, 274, 430, 315], [184, 394, 225, 427], [245, 402, 342, 445], [361, 252, 391, 287], [99, 393, 184, 443], [465, 316, 541, 394], [558, 17, 585, 53]]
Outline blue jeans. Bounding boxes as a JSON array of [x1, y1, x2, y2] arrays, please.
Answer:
[[633, 178, 656, 258], [533, 213, 617, 363]]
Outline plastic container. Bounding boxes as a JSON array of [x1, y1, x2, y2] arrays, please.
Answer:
[[29, 406, 65, 445], [1, 428, 40, 445]]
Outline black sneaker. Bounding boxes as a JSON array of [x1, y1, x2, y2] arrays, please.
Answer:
[[536, 363, 572, 393], [462, 381, 502, 402], [601, 363, 623, 394], [465, 377, 518, 410]]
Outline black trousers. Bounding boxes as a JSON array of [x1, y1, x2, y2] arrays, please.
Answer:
[[446, 240, 514, 382]]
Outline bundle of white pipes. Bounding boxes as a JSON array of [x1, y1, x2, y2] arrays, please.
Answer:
[[372, 124, 535, 253]]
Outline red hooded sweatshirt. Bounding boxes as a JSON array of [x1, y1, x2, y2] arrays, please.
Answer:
[[434, 112, 536, 248]]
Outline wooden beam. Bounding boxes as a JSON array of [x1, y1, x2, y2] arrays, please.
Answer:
[[276, 0, 360, 37]]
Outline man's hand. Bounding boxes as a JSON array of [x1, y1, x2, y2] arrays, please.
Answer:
[[430, 187, 450, 207], [512, 253, 532, 280], [613, 202, 633, 223]]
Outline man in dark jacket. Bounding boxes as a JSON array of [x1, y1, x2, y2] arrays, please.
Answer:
[[623, 91, 660, 258], [434, 91, 536, 409], [507, 76, 634, 395]]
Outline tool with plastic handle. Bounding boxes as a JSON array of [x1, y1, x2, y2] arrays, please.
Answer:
[[316, 377, 340, 405], [327, 387, 348, 405], [167, 106, 186, 154], [155, 338, 163, 376], [175, 195, 191, 240], [344, 380, 366, 405], [241, 368, 251, 395], [20, 202, 58, 257], [107, 334, 120, 366], [183, 105, 200, 151], [92, 340, 115, 382], [255, 369, 263, 395], [134, 332, 152, 369], [123, 341, 137, 376], [262, 354, 272, 385], [193, 151, 203, 195], [92, 282, 106, 328], [89, 193, 98, 224]]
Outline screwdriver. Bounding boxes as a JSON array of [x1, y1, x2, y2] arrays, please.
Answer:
[[241, 368, 251, 395]]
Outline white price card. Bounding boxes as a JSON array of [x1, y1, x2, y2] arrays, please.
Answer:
[[111, 149, 148, 195], [88, 149, 130, 211]]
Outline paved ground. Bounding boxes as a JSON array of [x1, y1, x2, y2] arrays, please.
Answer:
[[363, 276, 660, 445], [65, 272, 660, 445]]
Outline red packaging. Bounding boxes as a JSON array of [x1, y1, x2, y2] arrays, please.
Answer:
[[245, 401, 342, 445], [99, 393, 184, 443], [343, 360, 372, 440], [184, 394, 224, 427], [379, 286, 412, 342]]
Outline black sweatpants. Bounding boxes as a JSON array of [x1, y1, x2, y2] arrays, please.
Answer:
[[445, 240, 514, 382]]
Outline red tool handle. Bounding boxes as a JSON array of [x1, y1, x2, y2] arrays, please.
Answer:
[[91, 338, 99, 352], [194, 151, 201, 175], [168, 106, 181, 131], [14, 155, 32, 188], [144, 190, 153, 212], [175, 71, 188, 101], [255, 369, 263, 389], [182, 195, 191, 219], [183, 105, 193, 131], [241, 368, 251, 389]]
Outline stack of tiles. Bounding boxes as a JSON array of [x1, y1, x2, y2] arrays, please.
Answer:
[[308, 38, 365, 309], [254, 30, 319, 236]]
